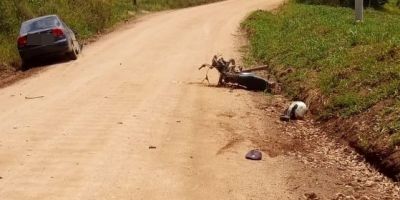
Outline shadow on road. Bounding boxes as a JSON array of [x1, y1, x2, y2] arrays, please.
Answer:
[[22, 56, 74, 72]]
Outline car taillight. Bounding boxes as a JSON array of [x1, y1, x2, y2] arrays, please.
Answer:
[[17, 36, 27, 47], [52, 28, 64, 38]]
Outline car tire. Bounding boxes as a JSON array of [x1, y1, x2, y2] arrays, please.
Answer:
[[21, 59, 30, 71], [68, 48, 78, 60], [68, 42, 79, 60]]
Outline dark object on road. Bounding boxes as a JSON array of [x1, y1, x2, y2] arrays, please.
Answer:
[[149, 146, 157, 149], [280, 101, 308, 121], [25, 96, 45, 100], [304, 192, 319, 200], [199, 55, 268, 91], [245, 149, 262, 160], [17, 15, 81, 70], [279, 115, 290, 122]]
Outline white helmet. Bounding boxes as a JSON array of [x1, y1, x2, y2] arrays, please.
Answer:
[[287, 101, 308, 119]]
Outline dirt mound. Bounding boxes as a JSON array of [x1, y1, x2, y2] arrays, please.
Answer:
[[323, 103, 400, 181]]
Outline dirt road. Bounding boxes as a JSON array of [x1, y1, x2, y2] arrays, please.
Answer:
[[0, 0, 399, 199]]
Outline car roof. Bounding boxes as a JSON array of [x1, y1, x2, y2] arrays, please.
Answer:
[[22, 15, 60, 25]]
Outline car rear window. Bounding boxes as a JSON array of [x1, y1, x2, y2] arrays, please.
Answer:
[[20, 16, 60, 34]]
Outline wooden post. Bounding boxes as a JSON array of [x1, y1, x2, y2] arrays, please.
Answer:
[[355, 0, 364, 22], [133, 0, 137, 6]]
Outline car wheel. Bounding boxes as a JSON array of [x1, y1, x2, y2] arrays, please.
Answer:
[[68, 42, 79, 60], [21, 59, 31, 71]]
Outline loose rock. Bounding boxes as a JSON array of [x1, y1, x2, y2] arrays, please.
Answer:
[[245, 150, 262, 160], [304, 192, 319, 200]]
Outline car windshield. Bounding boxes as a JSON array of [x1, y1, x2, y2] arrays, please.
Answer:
[[20, 16, 60, 34]]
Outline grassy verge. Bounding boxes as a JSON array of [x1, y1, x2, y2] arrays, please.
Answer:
[[0, 0, 222, 71], [242, 2, 400, 179]]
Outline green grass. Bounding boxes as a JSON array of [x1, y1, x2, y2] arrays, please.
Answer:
[[0, 0, 222, 71], [384, 0, 400, 14], [242, 3, 400, 145]]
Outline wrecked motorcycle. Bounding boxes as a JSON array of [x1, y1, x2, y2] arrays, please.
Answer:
[[199, 55, 269, 91]]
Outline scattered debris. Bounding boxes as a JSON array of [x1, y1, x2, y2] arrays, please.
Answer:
[[199, 55, 268, 91], [176, 120, 181, 123], [333, 193, 346, 200], [333, 193, 357, 200], [25, 96, 44, 100], [241, 65, 269, 73], [275, 104, 400, 199], [117, 122, 123, 125], [279, 115, 291, 122], [149, 146, 157, 149], [280, 101, 308, 121], [245, 149, 262, 160], [0, 176, 2, 179], [255, 94, 400, 198], [304, 192, 319, 200]]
